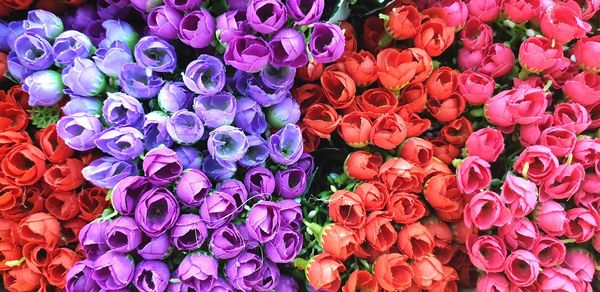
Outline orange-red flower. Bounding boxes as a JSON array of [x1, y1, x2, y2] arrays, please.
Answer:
[[398, 137, 434, 167], [17, 213, 60, 249], [306, 254, 346, 292], [321, 70, 357, 109], [397, 108, 432, 137], [387, 191, 429, 224], [303, 103, 341, 139], [363, 16, 390, 52], [440, 117, 473, 146], [388, 5, 421, 40], [397, 222, 435, 260], [78, 187, 108, 221], [340, 21, 358, 52], [425, 66, 459, 101], [357, 88, 398, 118], [342, 270, 379, 292], [424, 174, 465, 222], [345, 151, 383, 181], [399, 83, 427, 113], [338, 112, 372, 148], [355, 182, 388, 211], [329, 190, 367, 229], [43, 158, 85, 191], [337, 51, 378, 86], [364, 211, 397, 252], [414, 19, 455, 57], [35, 124, 74, 163], [426, 92, 466, 122], [297, 60, 324, 82], [377, 48, 433, 90], [1, 143, 46, 186], [378, 158, 425, 193], [322, 224, 364, 260], [370, 113, 407, 150], [373, 253, 413, 291], [44, 191, 80, 221], [46, 248, 82, 288]]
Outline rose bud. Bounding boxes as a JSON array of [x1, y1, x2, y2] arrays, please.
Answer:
[[246, 0, 286, 34], [553, 102, 591, 134], [62, 58, 107, 97], [171, 170, 210, 208], [164, 0, 201, 10], [540, 163, 585, 202], [425, 67, 459, 101], [465, 190, 511, 230], [265, 227, 302, 263], [456, 156, 491, 195], [503, 250, 540, 287], [51, 30, 93, 68], [500, 174, 537, 217], [478, 43, 515, 78], [148, 5, 182, 40], [357, 88, 398, 118], [467, 235, 506, 272], [44, 158, 84, 191], [174, 146, 203, 170], [460, 18, 493, 50], [305, 254, 345, 291], [397, 108, 432, 137], [355, 182, 388, 211], [245, 201, 281, 243], [178, 9, 215, 49], [202, 153, 237, 181], [99, 20, 139, 49], [399, 83, 427, 113], [563, 249, 595, 282], [92, 41, 133, 79], [364, 211, 397, 252], [572, 138, 600, 168], [268, 28, 308, 68], [373, 253, 413, 291], [466, 0, 500, 22], [465, 127, 504, 162], [225, 35, 271, 73], [564, 207, 598, 243], [532, 235, 566, 267], [13, 33, 53, 71], [344, 151, 382, 180], [137, 234, 171, 260], [539, 267, 588, 291], [1, 143, 46, 186], [526, 34, 569, 69], [119, 63, 164, 99], [22, 69, 64, 107], [243, 166, 275, 200], [458, 71, 495, 105], [514, 145, 559, 184], [278, 199, 302, 230], [379, 158, 424, 193], [233, 98, 267, 136], [268, 124, 304, 165], [573, 36, 600, 72], [338, 112, 372, 148], [414, 19, 455, 57], [440, 118, 472, 147], [426, 92, 466, 122], [134, 36, 177, 74], [363, 15, 389, 51], [457, 47, 484, 71], [297, 60, 324, 82], [182, 55, 225, 96], [216, 179, 248, 208], [476, 273, 510, 291], [430, 138, 461, 166], [498, 218, 539, 250], [321, 70, 356, 109], [563, 71, 600, 107], [216, 10, 251, 44], [388, 191, 429, 224], [34, 124, 71, 163], [574, 173, 600, 207], [370, 113, 407, 150], [176, 253, 218, 290], [413, 257, 456, 290], [66, 260, 99, 292], [342, 270, 378, 292], [238, 135, 269, 167], [132, 260, 170, 292], [194, 92, 237, 129], [286, 0, 323, 25], [111, 176, 152, 216], [169, 214, 208, 251], [534, 200, 568, 236], [274, 167, 307, 199], [309, 22, 345, 64], [200, 191, 239, 229], [106, 216, 143, 253], [209, 223, 245, 259], [397, 222, 434, 260], [142, 147, 183, 185], [503, 0, 538, 23], [135, 188, 180, 237], [90, 251, 136, 290], [78, 220, 109, 260], [397, 138, 433, 167], [166, 109, 205, 145], [540, 3, 591, 44], [328, 190, 366, 228], [387, 5, 421, 40], [377, 47, 433, 90], [320, 224, 362, 261]]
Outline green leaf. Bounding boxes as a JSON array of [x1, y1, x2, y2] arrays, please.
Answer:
[[328, 0, 351, 23], [29, 106, 60, 129]]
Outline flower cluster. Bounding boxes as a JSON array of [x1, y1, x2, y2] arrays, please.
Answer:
[[0, 85, 107, 291]]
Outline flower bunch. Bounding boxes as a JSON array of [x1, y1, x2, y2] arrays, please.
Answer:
[[0, 85, 107, 291]]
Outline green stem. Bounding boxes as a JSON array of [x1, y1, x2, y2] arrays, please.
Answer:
[[294, 258, 309, 270]]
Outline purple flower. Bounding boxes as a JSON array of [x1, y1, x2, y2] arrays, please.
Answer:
[[64, 4, 100, 32], [137, 233, 172, 260], [169, 214, 208, 251], [23, 70, 64, 106], [135, 187, 180, 237], [224, 35, 271, 73], [14, 32, 53, 70], [233, 97, 267, 135], [106, 216, 143, 253], [85, 21, 106, 47], [266, 97, 301, 128], [62, 97, 102, 116], [148, 5, 183, 40], [228, 0, 248, 10], [112, 176, 153, 215], [182, 55, 226, 95], [193, 92, 236, 128], [175, 169, 211, 207], [286, 0, 324, 25], [225, 252, 278, 290], [134, 36, 177, 73], [62, 58, 107, 96], [93, 40, 133, 78], [82, 156, 139, 189], [291, 153, 315, 176], [131, 0, 163, 13], [178, 9, 215, 49], [202, 153, 237, 181], [207, 126, 248, 162], [212, 279, 235, 292], [246, 76, 287, 107], [216, 179, 248, 207], [309, 22, 345, 64], [246, 0, 287, 34], [245, 200, 281, 243], [143, 111, 174, 150], [269, 28, 308, 68], [24, 9, 64, 40], [268, 124, 303, 165], [7, 21, 26, 51], [133, 260, 170, 292], [239, 135, 269, 167], [143, 147, 183, 185], [120, 63, 165, 99], [166, 109, 205, 144], [66, 260, 99, 292], [56, 113, 103, 151], [236, 224, 260, 249], [254, 259, 280, 291], [230, 70, 252, 95], [215, 10, 251, 43], [99, 20, 139, 50], [260, 64, 296, 90], [157, 82, 194, 114], [164, 0, 203, 10], [174, 146, 203, 170], [244, 166, 276, 199], [0, 21, 10, 52], [97, 0, 132, 20], [167, 282, 196, 292], [276, 275, 299, 292], [95, 127, 145, 160], [78, 221, 110, 260], [102, 92, 145, 128], [209, 223, 245, 259], [199, 191, 238, 229], [52, 31, 94, 67], [7, 51, 34, 82], [275, 167, 307, 199], [264, 228, 302, 263], [176, 253, 218, 290], [92, 251, 135, 290], [278, 199, 302, 230]]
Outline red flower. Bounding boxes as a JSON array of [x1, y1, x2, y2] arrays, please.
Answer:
[[0, 131, 31, 161], [344, 151, 383, 181], [297, 60, 324, 82], [43, 158, 85, 191], [328, 190, 367, 229], [356, 88, 398, 119], [377, 48, 433, 90], [35, 124, 74, 163], [299, 123, 321, 154], [414, 19, 455, 57], [370, 113, 407, 150], [378, 158, 424, 193], [17, 213, 60, 249], [364, 211, 397, 252], [423, 174, 465, 222], [440, 117, 473, 146], [1, 184, 44, 222], [340, 21, 358, 52], [387, 191, 428, 224], [46, 248, 82, 288], [397, 222, 435, 260], [363, 16, 390, 52], [322, 224, 363, 260], [338, 51, 378, 87], [355, 182, 388, 211], [399, 83, 427, 113], [1, 143, 46, 186], [338, 112, 372, 148], [321, 70, 356, 109], [0, 101, 28, 132], [303, 103, 340, 139], [78, 187, 108, 221], [387, 5, 421, 40], [426, 92, 466, 122], [306, 254, 346, 292], [0, 184, 23, 212], [22, 242, 52, 273], [3, 265, 43, 292], [342, 270, 379, 292], [425, 66, 459, 101], [398, 137, 433, 167], [397, 108, 432, 137], [45, 191, 80, 221], [373, 253, 413, 291]]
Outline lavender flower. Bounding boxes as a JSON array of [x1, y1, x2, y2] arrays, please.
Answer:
[[166, 109, 205, 145], [119, 63, 165, 99], [193, 92, 237, 128], [178, 9, 215, 49], [13, 32, 53, 70], [199, 191, 238, 229], [157, 82, 194, 114], [112, 176, 153, 215], [93, 40, 133, 78], [169, 214, 208, 251], [56, 113, 103, 151], [142, 147, 183, 185], [245, 200, 281, 243], [143, 111, 174, 150], [182, 55, 226, 95], [92, 251, 135, 290], [133, 260, 171, 292], [82, 156, 139, 189], [246, 0, 287, 34], [102, 92, 145, 128], [224, 35, 270, 73], [268, 124, 303, 165], [175, 169, 211, 207], [309, 22, 345, 63], [62, 58, 107, 96], [207, 125, 248, 163], [134, 36, 177, 73], [174, 146, 203, 170], [239, 135, 269, 167], [148, 5, 183, 40], [52, 30, 94, 67], [233, 97, 268, 135], [135, 187, 180, 237], [137, 234, 172, 260], [176, 253, 218, 290], [106, 216, 143, 253], [23, 70, 64, 106], [95, 127, 145, 161], [24, 9, 64, 40], [209, 223, 245, 259]]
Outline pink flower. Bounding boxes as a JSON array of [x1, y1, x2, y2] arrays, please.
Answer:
[[486, 89, 517, 131], [518, 114, 554, 147], [504, 250, 540, 287], [466, 0, 501, 22], [574, 174, 600, 207], [458, 71, 495, 105], [543, 57, 579, 89], [538, 126, 577, 158], [476, 273, 510, 291], [540, 3, 591, 44], [456, 156, 491, 194], [506, 87, 548, 125], [589, 102, 600, 130], [466, 127, 504, 162], [539, 163, 585, 202], [498, 218, 539, 250], [564, 207, 598, 243], [518, 36, 563, 73], [532, 235, 566, 267], [534, 200, 568, 236], [514, 145, 559, 184], [500, 174, 537, 217], [467, 235, 507, 272], [572, 138, 600, 168], [573, 36, 600, 72], [563, 72, 600, 107], [502, 0, 539, 23], [464, 191, 511, 230], [457, 48, 484, 71], [433, 0, 469, 28], [514, 76, 546, 89], [539, 267, 588, 292], [459, 18, 493, 50], [478, 43, 515, 78], [552, 102, 592, 134], [564, 250, 595, 282], [592, 232, 600, 253]]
